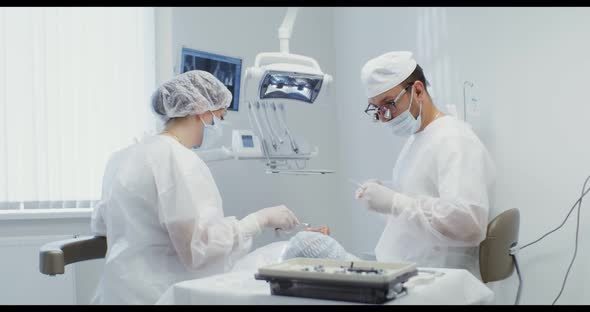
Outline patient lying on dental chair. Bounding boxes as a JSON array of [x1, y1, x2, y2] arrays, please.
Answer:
[[280, 228, 359, 261], [231, 226, 359, 272]]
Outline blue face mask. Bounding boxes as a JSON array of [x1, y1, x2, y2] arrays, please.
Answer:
[[194, 113, 223, 150]]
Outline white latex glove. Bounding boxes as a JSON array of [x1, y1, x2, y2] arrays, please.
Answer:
[[258, 205, 299, 230], [354, 179, 382, 199], [238, 205, 299, 239], [355, 181, 396, 214], [257, 205, 300, 229]]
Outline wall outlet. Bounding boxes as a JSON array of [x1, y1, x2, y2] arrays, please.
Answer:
[[469, 97, 481, 116]]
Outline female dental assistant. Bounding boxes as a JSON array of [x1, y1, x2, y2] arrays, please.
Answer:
[[90, 70, 299, 304]]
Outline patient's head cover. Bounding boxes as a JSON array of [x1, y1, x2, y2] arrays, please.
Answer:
[[280, 231, 358, 261]]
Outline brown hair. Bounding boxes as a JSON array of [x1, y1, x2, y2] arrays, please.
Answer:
[[402, 64, 430, 92]]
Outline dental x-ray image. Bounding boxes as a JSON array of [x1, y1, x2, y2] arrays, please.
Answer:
[[181, 47, 242, 111]]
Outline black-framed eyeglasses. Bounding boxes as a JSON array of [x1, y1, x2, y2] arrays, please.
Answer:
[[364, 83, 413, 122]]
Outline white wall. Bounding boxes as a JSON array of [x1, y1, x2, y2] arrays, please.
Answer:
[[333, 7, 590, 304]]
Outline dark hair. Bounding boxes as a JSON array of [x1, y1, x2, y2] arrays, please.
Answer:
[[402, 64, 430, 92]]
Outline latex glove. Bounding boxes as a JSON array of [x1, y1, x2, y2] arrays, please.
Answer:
[[354, 179, 383, 199], [238, 205, 299, 238], [354, 178, 384, 199], [255, 205, 300, 231], [355, 181, 396, 214]]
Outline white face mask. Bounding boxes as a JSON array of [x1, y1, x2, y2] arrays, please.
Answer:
[[387, 87, 422, 137], [194, 113, 224, 150]]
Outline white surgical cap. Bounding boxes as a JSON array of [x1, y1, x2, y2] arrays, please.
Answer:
[[151, 70, 232, 123], [360, 51, 417, 98], [280, 231, 358, 261]]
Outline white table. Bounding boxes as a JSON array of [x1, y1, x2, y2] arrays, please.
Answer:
[[156, 242, 494, 305], [156, 267, 494, 305]]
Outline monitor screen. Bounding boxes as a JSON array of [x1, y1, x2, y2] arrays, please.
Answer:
[[242, 135, 254, 148], [180, 47, 242, 111]]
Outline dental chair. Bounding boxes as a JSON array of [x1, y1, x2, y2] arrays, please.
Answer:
[[39, 235, 106, 276], [39, 209, 521, 303], [478, 208, 521, 304]]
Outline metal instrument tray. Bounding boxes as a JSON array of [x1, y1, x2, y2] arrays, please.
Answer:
[[255, 258, 418, 304]]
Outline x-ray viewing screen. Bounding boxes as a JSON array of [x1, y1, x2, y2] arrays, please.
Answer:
[[242, 135, 254, 148], [181, 47, 242, 111]]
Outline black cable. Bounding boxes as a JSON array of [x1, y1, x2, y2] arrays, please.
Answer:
[[513, 254, 522, 305], [519, 175, 590, 251], [517, 174, 590, 305], [551, 176, 589, 305]]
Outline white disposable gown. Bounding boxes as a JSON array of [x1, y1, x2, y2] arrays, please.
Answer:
[[90, 135, 255, 304], [375, 115, 496, 279]]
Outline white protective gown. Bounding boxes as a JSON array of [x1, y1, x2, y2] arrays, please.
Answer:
[[375, 115, 496, 279], [90, 135, 255, 304]]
